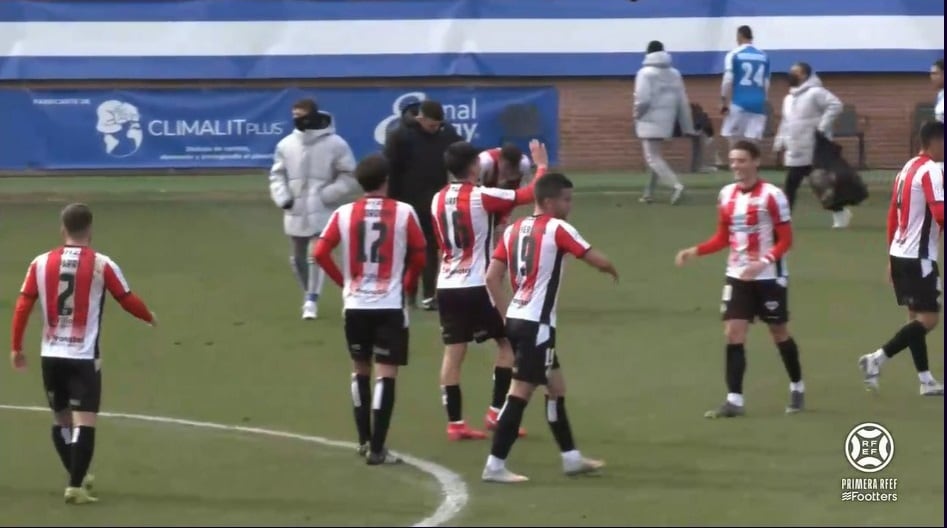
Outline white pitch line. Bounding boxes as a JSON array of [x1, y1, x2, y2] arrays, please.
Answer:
[[0, 404, 468, 528]]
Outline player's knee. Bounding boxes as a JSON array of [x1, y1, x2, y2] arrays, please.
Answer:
[[376, 363, 398, 379], [916, 312, 939, 331], [71, 411, 97, 428], [723, 322, 747, 344], [509, 379, 534, 400], [352, 360, 372, 377], [53, 410, 72, 427], [494, 339, 514, 367], [546, 371, 566, 399], [767, 323, 791, 343]]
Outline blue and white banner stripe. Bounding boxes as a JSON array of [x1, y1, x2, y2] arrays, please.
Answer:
[[0, 0, 942, 80]]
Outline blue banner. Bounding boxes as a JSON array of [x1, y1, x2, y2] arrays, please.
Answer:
[[0, 0, 942, 79], [0, 87, 559, 170]]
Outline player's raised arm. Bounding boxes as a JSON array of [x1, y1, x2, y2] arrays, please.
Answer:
[[403, 208, 427, 295], [103, 259, 156, 326], [312, 209, 345, 287], [10, 260, 40, 369]]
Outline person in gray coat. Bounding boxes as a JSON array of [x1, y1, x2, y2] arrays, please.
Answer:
[[634, 40, 696, 205], [773, 62, 846, 227], [269, 98, 359, 320]]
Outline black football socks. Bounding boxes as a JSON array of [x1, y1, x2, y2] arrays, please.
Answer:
[[882, 320, 926, 358], [351, 374, 372, 445], [725, 344, 746, 402], [370, 377, 396, 455], [777, 338, 803, 383], [442, 384, 463, 423], [69, 426, 95, 488], [545, 396, 576, 453], [491, 367, 513, 410], [51, 425, 71, 472], [490, 396, 527, 460]]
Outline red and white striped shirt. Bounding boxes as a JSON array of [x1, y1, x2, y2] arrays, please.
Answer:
[[478, 148, 532, 187], [492, 215, 591, 327], [888, 154, 945, 260], [12, 246, 153, 360], [431, 167, 546, 289], [314, 196, 426, 310], [697, 181, 793, 281]]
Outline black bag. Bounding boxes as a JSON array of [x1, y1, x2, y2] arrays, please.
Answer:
[[808, 131, 869, 210]]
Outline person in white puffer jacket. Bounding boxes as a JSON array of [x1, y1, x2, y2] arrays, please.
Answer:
[[269, 98, 359, 320], [773, 63, 846, 228]]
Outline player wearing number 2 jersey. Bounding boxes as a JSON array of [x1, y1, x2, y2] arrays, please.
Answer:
[[859, 121, 945, 396], [721, 26, 770, 144], [11, 203, 156, 505], [431, 140, 548, 442], [313, 153, 427, 465], [482, 172, 618, 484]]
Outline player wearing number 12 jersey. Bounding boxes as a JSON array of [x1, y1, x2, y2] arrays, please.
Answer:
[[859, 121, 945, 396], [721, 25, 770, 144], [431, 140, 548, 442], [11, 203, 156, 504], [482, 172, 618, 483], [313, 153, 427, 465]]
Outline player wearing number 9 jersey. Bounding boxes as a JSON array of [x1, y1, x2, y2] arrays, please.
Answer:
[[10, 203, 156, 505], [721, 25, 770, 144], [313, 153, 427, 466], [481, 172, 618, 484], [431, 140, 548, 442]]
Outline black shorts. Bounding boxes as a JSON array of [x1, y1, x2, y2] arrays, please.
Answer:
[[890, 256, 942, 313], [436, 286, 505, 345], [41, 357, 102, 413], [344, 308, 409, 366], [721, 277, 789, 324], [505, 318, 560, 385]]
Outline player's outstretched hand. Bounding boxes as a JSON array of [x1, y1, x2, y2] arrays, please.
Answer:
[[529, 139, 549, 167], [149, 312, 159, 328], [675, 247, 697, 267], [10, 351, 26, 371]]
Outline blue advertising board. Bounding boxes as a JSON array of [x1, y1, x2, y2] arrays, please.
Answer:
[[0, 87, 559, 170], [0, 0, 942, 79]]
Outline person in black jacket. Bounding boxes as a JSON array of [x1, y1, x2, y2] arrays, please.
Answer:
[[384, 100, 463, 310]]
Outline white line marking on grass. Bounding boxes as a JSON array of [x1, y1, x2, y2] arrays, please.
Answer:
[[0, 404, 468, 528]]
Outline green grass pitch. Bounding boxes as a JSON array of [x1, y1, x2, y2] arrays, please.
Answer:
[[0, 171, 942, 526]]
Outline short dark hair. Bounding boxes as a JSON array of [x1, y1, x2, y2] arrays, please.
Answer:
[[61, 203, 93, 236], [419, 100, 445, 121], [355, 153, 390, 192], [499, 143, 522, 168], [793, 61, 813, 77], [646, 40, 664, 53], [534, 172, 573, 204], [444, 141, 480, 178], [731, 140, 761, 159], [934, 59, 944, 71], [292, 98, 317, 114], [919, 120, 945, 148], [737, 25, 753, 41]]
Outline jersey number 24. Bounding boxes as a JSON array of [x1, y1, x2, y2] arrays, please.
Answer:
[[739, 62, 766, 87]]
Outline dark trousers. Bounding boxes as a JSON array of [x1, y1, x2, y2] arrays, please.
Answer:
[[416, 212, 438, 299], [784, 165, 844, 212]]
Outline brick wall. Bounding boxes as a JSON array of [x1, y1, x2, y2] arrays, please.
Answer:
[[557, 74, 935, 171]]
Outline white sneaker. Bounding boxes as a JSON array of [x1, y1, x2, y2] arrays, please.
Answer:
[[920, 381, 944, 396], [858, 353, 881, 391], [481, 466, 529, 483], [832, 208, 853, 229], [563, 456, 605, 476], [670, 185, 685, 205], [302, 301, 318, 320]]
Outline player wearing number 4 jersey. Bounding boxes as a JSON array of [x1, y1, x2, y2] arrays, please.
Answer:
[[859, 121, 945, 396], [721, 26, 770, 144], [676, 141, 807, 419], [482, 172, 618, 483], [11, 203, 156, 505], [432, 139, 548, 441], [313, 153, 427, 465]]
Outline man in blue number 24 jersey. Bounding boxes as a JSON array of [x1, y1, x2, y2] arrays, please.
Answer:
[[721, 25, 771, 146]]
